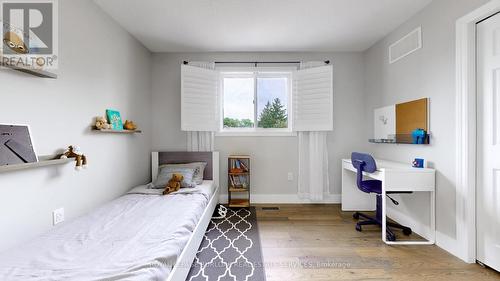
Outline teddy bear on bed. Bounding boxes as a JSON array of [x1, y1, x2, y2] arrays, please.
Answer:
[[163, 173, 184, 195]]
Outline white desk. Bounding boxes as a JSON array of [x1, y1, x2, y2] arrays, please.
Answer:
[[341, 158, 436, 245]]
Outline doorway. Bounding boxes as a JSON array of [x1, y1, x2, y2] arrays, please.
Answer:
[[476, 12, 500, 272]]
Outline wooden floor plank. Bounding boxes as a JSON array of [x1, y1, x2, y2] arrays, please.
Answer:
[[255, 204, 500, 281]]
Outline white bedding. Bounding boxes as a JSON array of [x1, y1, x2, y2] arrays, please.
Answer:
[[0, 180, 215, 281]]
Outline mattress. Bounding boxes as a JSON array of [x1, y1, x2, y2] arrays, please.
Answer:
[[0, 180, 216, 281]]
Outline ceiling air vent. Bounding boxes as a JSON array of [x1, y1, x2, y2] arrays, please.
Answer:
[[389, 27, 422, 64]]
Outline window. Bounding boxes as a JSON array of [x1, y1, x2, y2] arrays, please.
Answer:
[[221, 70, 292, 134], [181, 64, 333, 134]]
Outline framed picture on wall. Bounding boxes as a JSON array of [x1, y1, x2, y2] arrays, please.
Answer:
[[106, 109, 123, 130], [0, 124, 38, 166]]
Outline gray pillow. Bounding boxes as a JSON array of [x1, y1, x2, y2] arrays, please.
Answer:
[[152, 167, 197, 188], [158, 162, 207, 185]]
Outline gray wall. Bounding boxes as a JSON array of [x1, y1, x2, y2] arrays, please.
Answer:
[[363, 0, 489, 254], [0, 0, 152, 251], [151, 52, 367, 200]]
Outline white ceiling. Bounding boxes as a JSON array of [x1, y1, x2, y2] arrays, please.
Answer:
[[94, 0, 432, 53]]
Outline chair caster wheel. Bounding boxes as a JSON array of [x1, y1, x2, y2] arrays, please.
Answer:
[[355, 224, 362, 232], [386, 233, 396, 241], [403, 228, 412, 236], [353, 213, 360, 220]]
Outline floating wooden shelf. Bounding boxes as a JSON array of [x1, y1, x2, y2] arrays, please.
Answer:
[[369, 133, 430, 145], [0, 155, 74, 173], [229, 198, 250, 208], [1, 57, 57, 79], [91, 127, 142, 134]]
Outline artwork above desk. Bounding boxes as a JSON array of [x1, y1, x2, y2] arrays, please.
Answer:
[[372, 98, 430, 144]]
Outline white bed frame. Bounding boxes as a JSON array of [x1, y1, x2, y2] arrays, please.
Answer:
[[151, 151, 219, 281]]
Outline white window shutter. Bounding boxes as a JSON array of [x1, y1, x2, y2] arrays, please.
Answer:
[[293, 65, 333, 131], [181, 64, 219, 131]]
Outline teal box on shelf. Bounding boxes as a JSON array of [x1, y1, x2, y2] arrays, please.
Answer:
[[106, 109, 123, 130]]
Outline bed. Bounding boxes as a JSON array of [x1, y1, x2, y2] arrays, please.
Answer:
[[0, 151, 220, 281]]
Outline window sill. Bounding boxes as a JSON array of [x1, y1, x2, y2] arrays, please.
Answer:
[[215, 130, 297, 137]]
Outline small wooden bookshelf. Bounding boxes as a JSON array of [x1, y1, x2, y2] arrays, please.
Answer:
[[228, 155, 250, 208]]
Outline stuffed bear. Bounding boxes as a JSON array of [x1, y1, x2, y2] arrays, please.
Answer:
[[95, 116, 111, 130], [163, 173, 184, 195]]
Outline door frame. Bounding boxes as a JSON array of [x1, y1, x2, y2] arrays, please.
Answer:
[[456, 0, 500, 263]]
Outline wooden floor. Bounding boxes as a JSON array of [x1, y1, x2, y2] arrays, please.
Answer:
[[255, 204, 500, 281]]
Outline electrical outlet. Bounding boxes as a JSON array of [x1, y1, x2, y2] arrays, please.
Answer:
[[53, 208, 64, 225], [287, 172, 294, 181]]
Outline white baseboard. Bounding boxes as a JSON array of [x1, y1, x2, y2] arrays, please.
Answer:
[[219, 193, 341, 204]]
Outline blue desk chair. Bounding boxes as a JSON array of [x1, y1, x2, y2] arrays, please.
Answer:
[[351, 152, 412, 241]]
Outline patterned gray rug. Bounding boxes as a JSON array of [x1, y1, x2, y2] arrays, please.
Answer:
[[187, 207, 266, 281]]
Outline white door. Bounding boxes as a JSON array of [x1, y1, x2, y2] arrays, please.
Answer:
[[477, 14, 500, 272]]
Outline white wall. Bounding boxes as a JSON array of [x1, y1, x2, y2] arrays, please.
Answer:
[[0, 0, 152, 251], [151, 52, 367, 202], [363, 0, 489, 256]]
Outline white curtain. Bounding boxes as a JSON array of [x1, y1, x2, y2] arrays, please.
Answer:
[[187, 131, 214, 152], [185, 61, 216, 152], [297, 61, 331, 201]]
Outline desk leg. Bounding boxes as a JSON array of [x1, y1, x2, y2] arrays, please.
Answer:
[[381, 179, 387, 243], [384, 190, 436, 245], [430, 190, 436, 243]]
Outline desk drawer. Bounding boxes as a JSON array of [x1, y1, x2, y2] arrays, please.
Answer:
[[383, 170, 435, 192]]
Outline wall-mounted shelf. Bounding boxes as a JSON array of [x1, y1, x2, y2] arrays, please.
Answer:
[[91, 127, 142, 134], [369, 133, 430, 145], [0, 155, 74, 173], [1, 56, 57, 79]]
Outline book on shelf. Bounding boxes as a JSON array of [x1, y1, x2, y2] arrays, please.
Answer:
[[239, 175, 248, 188], [239, 160, 249, 171], [233, 175, 241, 186], [229, 174, 249, 189], [229, 159, 249, 171]]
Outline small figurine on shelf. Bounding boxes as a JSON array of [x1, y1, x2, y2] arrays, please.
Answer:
[[412, 158, 425, 168], [411, 128, 427, 144], [94, 116, 111, 130], [123, 120, 138, 131], [60, 145, 87, 170]]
